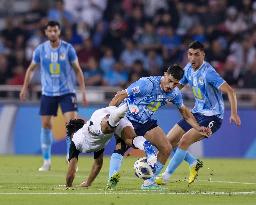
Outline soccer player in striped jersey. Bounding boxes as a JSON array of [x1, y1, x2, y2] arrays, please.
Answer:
[[20, 21, 87, 171], [156, 41, 241, 185]]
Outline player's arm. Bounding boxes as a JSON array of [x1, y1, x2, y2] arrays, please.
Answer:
[[72, 59, 87, 105], [219, 82, 241, 126], [179, 106, 212, 136], [66, 141, 80, 187], [20, 62, 38, 101], [109, 90, 128, 106], [80, 149, 104, 188]]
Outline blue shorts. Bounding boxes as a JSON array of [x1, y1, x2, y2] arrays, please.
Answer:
[[177, 113, 222, 134], [130, 119, 158, 136], [39, 93, 78, 116]]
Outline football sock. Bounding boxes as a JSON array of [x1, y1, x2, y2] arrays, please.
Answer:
[[66, 136, 71, 160], [40, 127, 52, 161], [172, 147, 197, 167], [109, 153, 123, 178], [132, 136, 146, 150], [165, 147, 187, 176]]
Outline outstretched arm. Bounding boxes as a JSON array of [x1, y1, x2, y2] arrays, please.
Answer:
[[109, 90, 128, 106], [80, 150, 104, 188], [20, 63, 38, 101], [219, 82, 241, 126], [72, 59, 87, 105], [66, 157, 78, 187]]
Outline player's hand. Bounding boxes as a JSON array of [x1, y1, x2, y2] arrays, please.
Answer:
[[80, 180, 90, 188], [198, 126, 212, 137], [19, 87, 28, 101], [230, 114, 241, 126]]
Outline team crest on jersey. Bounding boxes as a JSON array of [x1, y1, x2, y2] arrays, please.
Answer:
[[60, 53, 66, 60], [132, 86, 140, 94], [198, 76, 204, 85]]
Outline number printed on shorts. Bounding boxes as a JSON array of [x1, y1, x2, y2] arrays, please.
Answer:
[[208, 121, 214, 128]]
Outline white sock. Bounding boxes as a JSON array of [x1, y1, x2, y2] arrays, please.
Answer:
[[108, 104, 128, 127], [132, 136, 146, 150], [44, 159, 51, 165]]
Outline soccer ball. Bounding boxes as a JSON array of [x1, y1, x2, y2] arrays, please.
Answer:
[[134, 157, 154, 180]]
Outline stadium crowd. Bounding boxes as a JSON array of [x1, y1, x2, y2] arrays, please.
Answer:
[[0, 0, 256, 89]]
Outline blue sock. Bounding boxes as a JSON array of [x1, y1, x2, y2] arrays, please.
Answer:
[[40, 128, 52, 161], [172, 147, 197, 166], [184, 151, 197, 166], [109, 153, 123, 178], [166, 148, 187, 175], [66, 136, 71, 159], [148, 161, 164, 183]]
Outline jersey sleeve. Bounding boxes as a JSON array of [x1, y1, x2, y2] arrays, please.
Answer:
[[68, 141, 81, 162], [170, 88, 184, 109], [68, 45, 78, 63], [179, 74, 188, 85], [206, 68, 225, 89], [32, 45, 41, 64], [126, 78, 154, 98]]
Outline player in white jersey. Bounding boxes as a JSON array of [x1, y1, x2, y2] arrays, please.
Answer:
[[20, 21, 87, 171], [65, 104, 157, 188], [156, 41, 241, 185]]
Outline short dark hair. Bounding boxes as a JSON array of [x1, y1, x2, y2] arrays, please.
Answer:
[[166, 64, 184, 80], [45, 21, 61, 29], [188, 41, 204, 51], [66, 119, 85, 136]]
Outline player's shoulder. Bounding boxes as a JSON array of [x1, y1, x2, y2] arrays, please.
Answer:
[[61, 40, 74, 49], [203, 61, 215, 72], [183, 63, 192, 72], [138, 76, 156, 87]]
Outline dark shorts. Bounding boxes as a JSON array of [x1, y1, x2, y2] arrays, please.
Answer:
[[177, 113, 222, 134], [39, 93, 78, 116], [130, 119, 158, 136]]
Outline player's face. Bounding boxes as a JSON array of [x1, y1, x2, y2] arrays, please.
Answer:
[[45, 26, 60, 42], [162, 73, 180, 92], [187, 48, 205, 69]]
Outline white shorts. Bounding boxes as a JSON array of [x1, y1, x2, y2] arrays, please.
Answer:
[[114, 117, 134, 138]]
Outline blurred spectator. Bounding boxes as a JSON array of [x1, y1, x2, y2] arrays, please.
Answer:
[[144, 50, 163, 75], [128, 59, 148, 84], [77, 37, 99, 69], [48, 0, 74, 26], [22, 0, 46, 32], [177, 2, 200, 35], [120, 39, 144, 69], [100, 47, 116, 74], [222, 55, 241, 87], [104, 61, 128, 87], [84, 57, 103, 86], [7, 66, 25, 85], [0, 54, 11, 84], [224, 6, 247, 34], [241, 58, 256, 88], [92, 21, 108, 48], [136, 21, 161, 51], [64, 0, 107, 28]]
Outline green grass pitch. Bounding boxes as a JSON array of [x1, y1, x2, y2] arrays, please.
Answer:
[[0, 156, 256, 205]]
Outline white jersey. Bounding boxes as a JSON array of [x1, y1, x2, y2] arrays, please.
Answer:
[[72, 106, 133, 153]]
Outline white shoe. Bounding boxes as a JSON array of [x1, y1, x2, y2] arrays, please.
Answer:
[[38, 162, 51, 171]]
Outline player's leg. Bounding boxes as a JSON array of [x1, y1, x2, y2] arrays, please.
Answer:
[[118, 122, 157, 167], [162, 115, 222, 183], [38, 95, 58, 171], [39, 115, 53, 171], [60, 93, 78, 160], [141, 126, 171, 189], [107, 138, 129, 189]]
